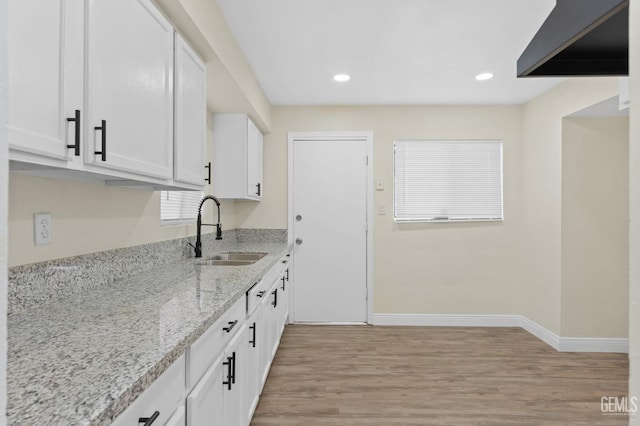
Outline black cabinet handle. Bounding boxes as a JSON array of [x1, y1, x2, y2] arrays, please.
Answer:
[[223, 320, 238, 333], [249, 322, 256, 347], [281, 276, 286, 291], [256, 182, 261, 196], [256, 290, 265, 298], [222, 356, 232, 390], [66, 109, 80, 156], [94, 120, 106, 161], [204, 162, 211, 184], [272, 289, 278, 308], [286, 268, 289, 282], [138, 411, 160, 425], [231, 351, 236, 384]]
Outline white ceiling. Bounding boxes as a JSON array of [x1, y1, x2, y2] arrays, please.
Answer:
[[216, 0, 565, 106]]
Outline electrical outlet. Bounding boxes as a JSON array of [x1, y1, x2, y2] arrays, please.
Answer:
[[34, 213, 52, 245], [377, 203, 387, 215]]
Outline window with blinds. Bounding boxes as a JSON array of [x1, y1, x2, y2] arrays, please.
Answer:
[[393, 140, 503, 223], [160, 191, 203, 224]]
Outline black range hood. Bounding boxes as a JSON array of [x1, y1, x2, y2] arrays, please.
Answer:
[[517, 0, 628, 77]]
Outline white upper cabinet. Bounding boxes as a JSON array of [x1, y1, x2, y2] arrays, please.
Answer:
[[174, 33, 207, 186], [212, 114, 264, 200], [7, 0, 84, 166], [85, 0, 174, 179], [8, 0, 206, 190], [246, 118, 264, 199]]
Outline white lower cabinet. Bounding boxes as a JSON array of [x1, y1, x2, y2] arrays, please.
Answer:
[[185, 296, 250, 426], [258, 279, 279, 393], [223, 325, 248, 426], [109, 253, 293, 425], [184, 252, 292, 426], [246, 299, 261, 423], [186, 324, 247, 426], [186, 354, 224, 425]]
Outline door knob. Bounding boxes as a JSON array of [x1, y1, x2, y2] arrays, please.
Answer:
[[295, 238, 303, 245], [296, 214, 302, 221]]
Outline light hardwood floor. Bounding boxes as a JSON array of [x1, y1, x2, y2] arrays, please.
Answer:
[[251, 325, 628, 425]]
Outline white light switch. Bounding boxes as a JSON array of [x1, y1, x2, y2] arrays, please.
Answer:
[[376, 178, 384, 190], [34, 213, 52, 245]]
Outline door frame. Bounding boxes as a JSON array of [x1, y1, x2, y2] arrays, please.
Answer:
[[287, 131, 374, 324]]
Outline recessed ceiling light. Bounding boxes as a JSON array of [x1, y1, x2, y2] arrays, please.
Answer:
[[475, 72, 494, 81], [333, 74, 351, 82]]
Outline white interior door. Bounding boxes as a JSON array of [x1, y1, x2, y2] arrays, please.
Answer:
[[292, 138, 368, 323]]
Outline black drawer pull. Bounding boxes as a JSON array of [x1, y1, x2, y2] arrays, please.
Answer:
[[204, 162, 211, 184], [281, 276, 286, 291], [286, 268, 289, 281], [256, 290, 266, 298], [94, 119, 106, 161], [256, 182, 261, 196], [223, 320, 238, 333], [272, 289, 278, 308], [138, 411, 160, 425], [66, 109, 80, 156]]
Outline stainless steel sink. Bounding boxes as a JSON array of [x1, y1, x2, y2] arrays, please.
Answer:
[[196, 252, 267, 266]]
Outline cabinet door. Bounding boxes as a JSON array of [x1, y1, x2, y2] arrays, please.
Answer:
[[224, 324, 248, 426], [174, 33, 207, 186], [246, 118, 263, 200], [277, 272, 289, 332], [7, 0, 84, 164], [246, 308, 261, 423], [187, 354, 224, 426], [86, 0, 174, 179], [258, 283, 279, 392]]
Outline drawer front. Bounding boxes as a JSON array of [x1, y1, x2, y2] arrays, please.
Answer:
[[188, 297, 245, 388], [111, 354, 185, 426]]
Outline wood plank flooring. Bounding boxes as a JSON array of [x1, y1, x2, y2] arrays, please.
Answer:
[[251, 325, 629, 425]]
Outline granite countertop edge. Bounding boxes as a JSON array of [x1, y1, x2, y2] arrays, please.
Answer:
[[7, 240, 291, 426]]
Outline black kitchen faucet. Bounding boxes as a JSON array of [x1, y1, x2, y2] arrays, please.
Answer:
[[191, 195, 223, 258]]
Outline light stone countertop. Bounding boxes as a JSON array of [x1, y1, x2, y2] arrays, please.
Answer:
[[7, 241, 290, 425]]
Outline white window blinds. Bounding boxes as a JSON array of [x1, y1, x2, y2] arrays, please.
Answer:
[[394, 140, 503, 222], [160, 191, 203, 224]]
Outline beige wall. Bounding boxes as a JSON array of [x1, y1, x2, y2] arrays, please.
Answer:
[[519, 78, 619, 334], [238, 105, 526, 315], [629, 0, 639, 421], [561, 117, 629, 338]]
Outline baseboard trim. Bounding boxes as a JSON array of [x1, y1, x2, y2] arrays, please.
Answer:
[[558, 337, 629, 353], [519, 316, 560, 350], [371, 313, 521, 327], [370, 314, 628, 353]]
